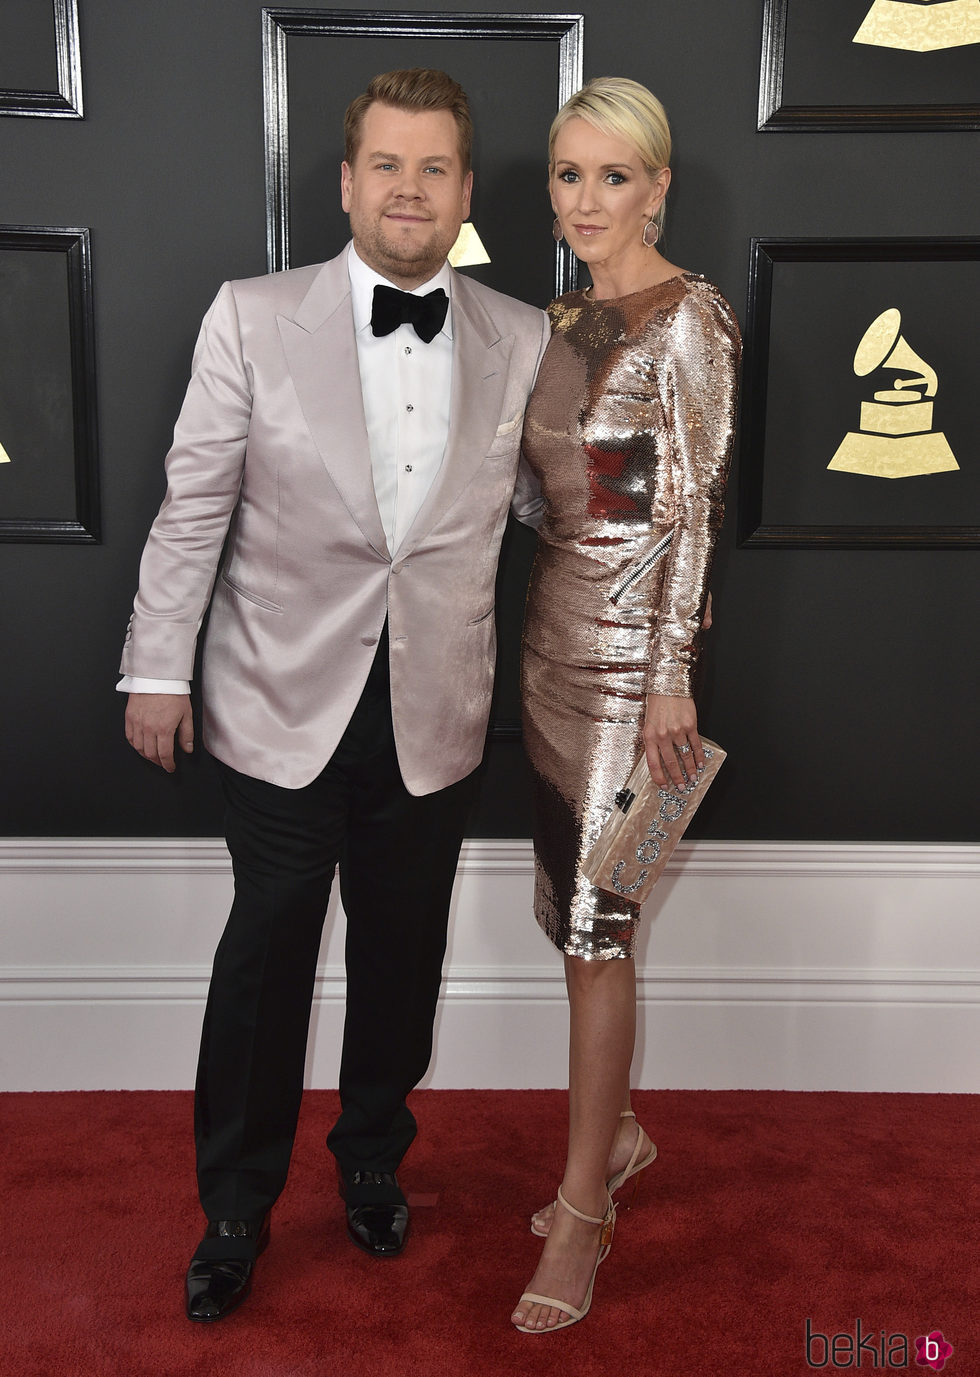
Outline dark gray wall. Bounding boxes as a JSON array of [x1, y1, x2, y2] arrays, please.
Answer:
[[1, 1, 976, 838]]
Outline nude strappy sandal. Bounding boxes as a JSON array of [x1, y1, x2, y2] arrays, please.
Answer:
[[514, 1187, 616, 1333], [530, 1111, 656, 1237]]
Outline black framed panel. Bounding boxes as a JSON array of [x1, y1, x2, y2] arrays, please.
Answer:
[[758, 0, 980, 131], [0, 226, 100, 543], [0, 0, 83, 118], [738, 237, 980, 549], [262, 8, 583, 299]]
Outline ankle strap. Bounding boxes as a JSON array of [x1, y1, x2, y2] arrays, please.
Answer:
[[556, 1185, 611, 1226], [620, 1109, 636, 1121]]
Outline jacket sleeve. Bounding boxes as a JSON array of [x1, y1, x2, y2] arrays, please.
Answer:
[[646, 291, 741, 697], [510, 307, 551, 530], [120, 281, 253, 679]]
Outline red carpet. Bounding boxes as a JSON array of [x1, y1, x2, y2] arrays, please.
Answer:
[[1, 1089, 975, 1375]]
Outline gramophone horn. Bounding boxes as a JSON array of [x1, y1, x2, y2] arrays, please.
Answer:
[[853, 308, 938, 396]]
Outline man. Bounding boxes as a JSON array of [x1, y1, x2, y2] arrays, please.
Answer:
[[120, 69, 548, 1322]]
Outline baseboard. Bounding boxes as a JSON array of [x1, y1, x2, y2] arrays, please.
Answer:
[[2, 838, 979, 1092]]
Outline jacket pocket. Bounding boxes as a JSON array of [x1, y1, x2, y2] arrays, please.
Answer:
[[220, 571, 284, 613]]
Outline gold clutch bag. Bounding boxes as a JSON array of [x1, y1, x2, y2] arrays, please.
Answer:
[[582, 739, 726, 904]]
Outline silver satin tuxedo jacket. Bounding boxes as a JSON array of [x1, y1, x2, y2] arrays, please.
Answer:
[[121, 246, 550, 792]]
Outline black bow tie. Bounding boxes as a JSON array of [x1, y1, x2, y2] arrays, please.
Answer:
[[370, 284, 448, 343]]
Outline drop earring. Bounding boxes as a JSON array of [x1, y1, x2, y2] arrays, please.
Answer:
[[642, 218, 660, 248], [552, 217, 564, 243]]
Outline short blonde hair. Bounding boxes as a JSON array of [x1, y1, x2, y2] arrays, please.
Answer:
[[549, 77, 672, 236]]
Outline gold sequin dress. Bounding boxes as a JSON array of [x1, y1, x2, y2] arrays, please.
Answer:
[[521, 274, 741, 959]]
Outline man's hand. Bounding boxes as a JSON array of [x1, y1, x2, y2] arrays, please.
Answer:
[[125, 693, 194, 773]]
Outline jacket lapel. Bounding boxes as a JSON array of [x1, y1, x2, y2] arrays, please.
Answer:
[[396, 269, 512, 560], [277, 250, 390, 559]]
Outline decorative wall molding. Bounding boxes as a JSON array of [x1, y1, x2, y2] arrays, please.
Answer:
[[5, 836, 978, 875], [0, 226, 101, 543], [262, 8, 583, 294], [3, 839, 979, 1093], [6, 964, 980, 1005], [0, 0, 84, 119]]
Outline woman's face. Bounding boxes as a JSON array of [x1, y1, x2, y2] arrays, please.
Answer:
[[550, 117, 668, 276]]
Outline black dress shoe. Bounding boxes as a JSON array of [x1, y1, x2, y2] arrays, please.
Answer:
[[338, 1170, 409, 1257], [185, 1215, 270, 1322]]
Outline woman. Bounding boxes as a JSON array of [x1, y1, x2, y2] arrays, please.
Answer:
[[512, 78, 740, 1333]]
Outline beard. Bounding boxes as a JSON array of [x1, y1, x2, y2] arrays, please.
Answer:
[[351, 209, 459, 286]]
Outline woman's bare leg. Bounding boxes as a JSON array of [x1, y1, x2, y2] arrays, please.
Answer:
[[512, 954, 636, 1331]]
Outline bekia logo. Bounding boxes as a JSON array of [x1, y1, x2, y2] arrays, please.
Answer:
[[805, 1320, 954, 1370], [915, 1333, 954, 1372]]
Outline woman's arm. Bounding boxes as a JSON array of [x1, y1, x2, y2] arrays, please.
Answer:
[[643, 290, 741, 788]]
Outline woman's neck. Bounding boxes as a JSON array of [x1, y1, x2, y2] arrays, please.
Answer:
[[586, 248, 684, 301]]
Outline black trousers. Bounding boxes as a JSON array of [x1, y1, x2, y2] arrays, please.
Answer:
[[193, 632, 476, 1223]]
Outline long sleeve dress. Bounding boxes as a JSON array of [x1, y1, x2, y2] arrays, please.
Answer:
[[520, 273, 741, 959]]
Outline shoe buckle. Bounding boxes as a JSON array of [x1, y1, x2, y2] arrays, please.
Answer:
[[214, 1219, 252, 1238]]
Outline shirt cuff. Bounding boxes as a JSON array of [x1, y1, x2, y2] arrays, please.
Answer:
[[117, 676, 191, 694]]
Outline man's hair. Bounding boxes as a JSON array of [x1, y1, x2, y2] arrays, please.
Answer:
[[344, 68, 473, 171]]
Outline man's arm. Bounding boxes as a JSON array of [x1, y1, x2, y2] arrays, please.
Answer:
[[509, 308, 550, 529], [121, 281, 252, 767], [120, 280, 252, 683], [510, 454, 544, 529]]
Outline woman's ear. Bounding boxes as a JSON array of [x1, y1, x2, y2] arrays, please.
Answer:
[[646, 166, 671, 220]]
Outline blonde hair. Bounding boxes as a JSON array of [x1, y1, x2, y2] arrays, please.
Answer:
[[549, 77, 672, 236], [344, 68, 473, 171]]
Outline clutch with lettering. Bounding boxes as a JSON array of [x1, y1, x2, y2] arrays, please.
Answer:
[[582, 739, 726, 904]]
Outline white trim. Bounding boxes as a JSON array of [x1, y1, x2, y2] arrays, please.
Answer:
[[3, 836, 979, 874], [2, 838, 979, 1091], [4, 965, 980, 1005]]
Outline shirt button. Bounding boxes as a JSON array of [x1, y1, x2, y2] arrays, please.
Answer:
[[405, 464, 413, 472], [404, 346, 412, 355], [406, 404, 414, 412]]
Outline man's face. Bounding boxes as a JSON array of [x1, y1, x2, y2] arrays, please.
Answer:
[[341, 102, 472, 289]]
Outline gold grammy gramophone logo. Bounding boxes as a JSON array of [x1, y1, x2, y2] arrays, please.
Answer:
[[829, 308, 958, 478], [448, 222, 490, 269], [854, 0, 980, 51]]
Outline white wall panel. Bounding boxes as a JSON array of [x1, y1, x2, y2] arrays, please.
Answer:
[[2, 840, 978, 1092]]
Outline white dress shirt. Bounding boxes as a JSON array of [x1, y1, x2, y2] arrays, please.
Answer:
[[348, 243, 453, 553], [120, 244, 455, 696]]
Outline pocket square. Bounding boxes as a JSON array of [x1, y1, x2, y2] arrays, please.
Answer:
[[495, 413, 523, 436]]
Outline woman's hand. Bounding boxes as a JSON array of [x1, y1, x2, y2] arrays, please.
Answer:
[[642, 693, 703, 791]]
